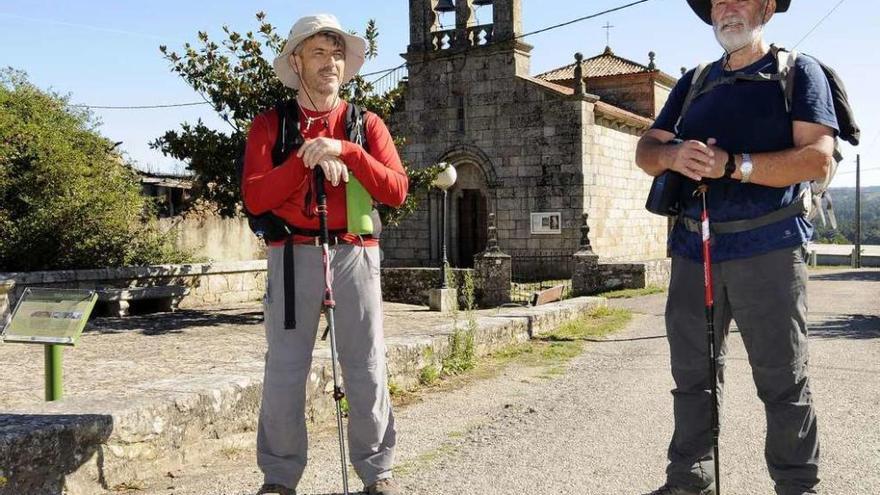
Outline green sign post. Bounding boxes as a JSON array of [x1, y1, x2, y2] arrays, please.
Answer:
[[1, 288, 97, 401]]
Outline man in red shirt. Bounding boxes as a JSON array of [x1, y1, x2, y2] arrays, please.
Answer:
[[242, 14, 408, 495]]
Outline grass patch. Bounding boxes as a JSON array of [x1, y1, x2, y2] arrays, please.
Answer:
[[388, 380, 402, 397], [494, 306, 631, 370], [419, 364, 440, 386], [395, 442, 461, 477], [220, 446, 246, 460], [545, 305, 631, 341], [441, 271, 477, 376], [599, 285, 666, 299]]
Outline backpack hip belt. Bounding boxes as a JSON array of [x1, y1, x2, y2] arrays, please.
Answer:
[[677, 191, 807, 235]]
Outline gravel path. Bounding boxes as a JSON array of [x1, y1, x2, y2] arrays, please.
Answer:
[[134, 268, 880, 495]]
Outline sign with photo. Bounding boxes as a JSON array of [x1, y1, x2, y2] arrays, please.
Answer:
[[530, 212, 562, 235], [1, 288, 97, 346]]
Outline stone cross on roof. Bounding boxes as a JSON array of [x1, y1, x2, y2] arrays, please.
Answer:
[[603, 21, 614, 47]]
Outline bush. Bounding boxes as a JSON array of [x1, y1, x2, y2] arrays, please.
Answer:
[[0, 69, 191, 271]]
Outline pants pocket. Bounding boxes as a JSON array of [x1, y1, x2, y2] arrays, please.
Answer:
[[363, 246, 381, 278]]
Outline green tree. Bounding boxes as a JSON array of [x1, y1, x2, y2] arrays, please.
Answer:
[[0, 69, 190, 271], [153, 12, 439, 225], [813, 186, 880, 244]]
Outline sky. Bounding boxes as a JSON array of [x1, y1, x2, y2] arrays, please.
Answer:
[[1, 0, 877, 187]]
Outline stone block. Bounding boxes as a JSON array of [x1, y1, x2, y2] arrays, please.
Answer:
[[428, 288, 458, 313]]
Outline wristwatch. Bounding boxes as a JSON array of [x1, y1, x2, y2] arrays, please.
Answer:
[[723, 152, 736, 179], [740, 153, 754, 183]]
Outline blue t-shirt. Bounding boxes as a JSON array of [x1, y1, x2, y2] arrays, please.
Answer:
[[652, 51, 838, 262]]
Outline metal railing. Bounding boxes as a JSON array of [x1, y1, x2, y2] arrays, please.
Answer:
[[508, 249, 574, 306], [365, 65, 408, 97]]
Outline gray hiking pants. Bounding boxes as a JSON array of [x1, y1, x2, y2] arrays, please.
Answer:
[[665, 245, 819, 495], [257, 243, 395, 489]]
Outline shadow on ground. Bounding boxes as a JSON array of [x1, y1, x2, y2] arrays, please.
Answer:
[[810, 314, 880, 340], [84, 308, 263, 336], [810, 270, 880, 282]]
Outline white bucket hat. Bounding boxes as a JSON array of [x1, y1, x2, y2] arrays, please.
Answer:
[[273, 14, 367, 90]]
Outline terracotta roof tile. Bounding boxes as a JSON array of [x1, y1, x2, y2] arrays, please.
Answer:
[[536, 46, 654, 81]]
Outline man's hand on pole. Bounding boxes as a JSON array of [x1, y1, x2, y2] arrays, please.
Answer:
[[312, 157, 349, 187], [298, 138, 349, 187], [666, 138, 728, 181], [298, 137, 343, 166]]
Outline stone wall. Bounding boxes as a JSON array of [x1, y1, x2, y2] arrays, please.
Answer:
[[595, 259, 671, 292], [382, 267, 476, 307], [572, 252, 670, 296], [0, 264, 499, 324], [584, 118, 668, 261], [159, 215, 265, 262], [380, 191, 434, 267], [0, 261, 267, 323]]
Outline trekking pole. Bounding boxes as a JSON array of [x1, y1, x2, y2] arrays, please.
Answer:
[[695, 183, 721, 495], [314, 166, 350, 495]]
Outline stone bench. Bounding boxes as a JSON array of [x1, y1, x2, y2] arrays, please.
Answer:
[[96, 285, 189, 317]]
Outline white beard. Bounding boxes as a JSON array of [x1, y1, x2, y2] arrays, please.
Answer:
[[713, 15, 763, 53]]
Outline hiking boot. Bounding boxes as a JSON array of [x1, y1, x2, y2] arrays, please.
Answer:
[[365, 477, 399, 495], [644, 484, 712, 495], [255, 483, 295, 495]]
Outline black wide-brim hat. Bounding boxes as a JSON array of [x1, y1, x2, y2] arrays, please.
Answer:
[[687, 0, 791, 25]]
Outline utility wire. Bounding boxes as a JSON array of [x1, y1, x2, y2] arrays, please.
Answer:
[[837, 167, 880, 176], [74, 0, 655, 110], [365, 0, 653, 79], [69, 101, 209, 110], [792, 0, 847, 49], [517, 0, 651, 39]]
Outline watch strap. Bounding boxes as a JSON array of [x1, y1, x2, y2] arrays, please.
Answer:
[[723, 152, 736, 179]]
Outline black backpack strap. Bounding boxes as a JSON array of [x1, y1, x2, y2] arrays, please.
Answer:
[[675, 62, 713, 135], [344, 103, 369, 152], [269, 99, 302, 331], [271, 100, 304, 166]]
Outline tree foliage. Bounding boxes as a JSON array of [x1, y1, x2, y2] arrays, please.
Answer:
[[813, 186, 880, 245], [154, 13, 438, 226], [0, 69, 190, 271]]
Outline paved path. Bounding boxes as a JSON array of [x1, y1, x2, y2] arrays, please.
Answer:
[[128, 268, 879, 495]]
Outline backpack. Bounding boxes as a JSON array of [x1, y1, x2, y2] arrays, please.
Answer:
[[669, 45, 860, 230], [236, 100, 370, 243]]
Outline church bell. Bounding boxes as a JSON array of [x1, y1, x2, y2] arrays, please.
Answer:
[[434, 0, 456, 13]]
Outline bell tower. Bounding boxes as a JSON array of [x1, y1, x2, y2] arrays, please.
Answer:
[[405, 0, 532, 76]]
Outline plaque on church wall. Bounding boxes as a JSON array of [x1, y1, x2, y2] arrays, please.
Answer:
[[530, 212, 562, 235]]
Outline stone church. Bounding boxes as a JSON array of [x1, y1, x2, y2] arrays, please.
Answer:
[[381, 0, 676, 271]]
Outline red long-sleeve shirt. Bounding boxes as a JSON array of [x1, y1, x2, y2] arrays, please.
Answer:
[[242, 101, 408, 246]]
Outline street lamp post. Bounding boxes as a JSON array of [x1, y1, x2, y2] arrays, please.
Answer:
[[433, 162, 457, 289]]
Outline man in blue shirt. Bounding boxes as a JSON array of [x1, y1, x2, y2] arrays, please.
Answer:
[[636, 1, 836, 494]]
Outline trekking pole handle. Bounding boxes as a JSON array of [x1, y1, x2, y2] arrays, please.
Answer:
[[314, 167, 330, 244], [314, 166, 327, 204]]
